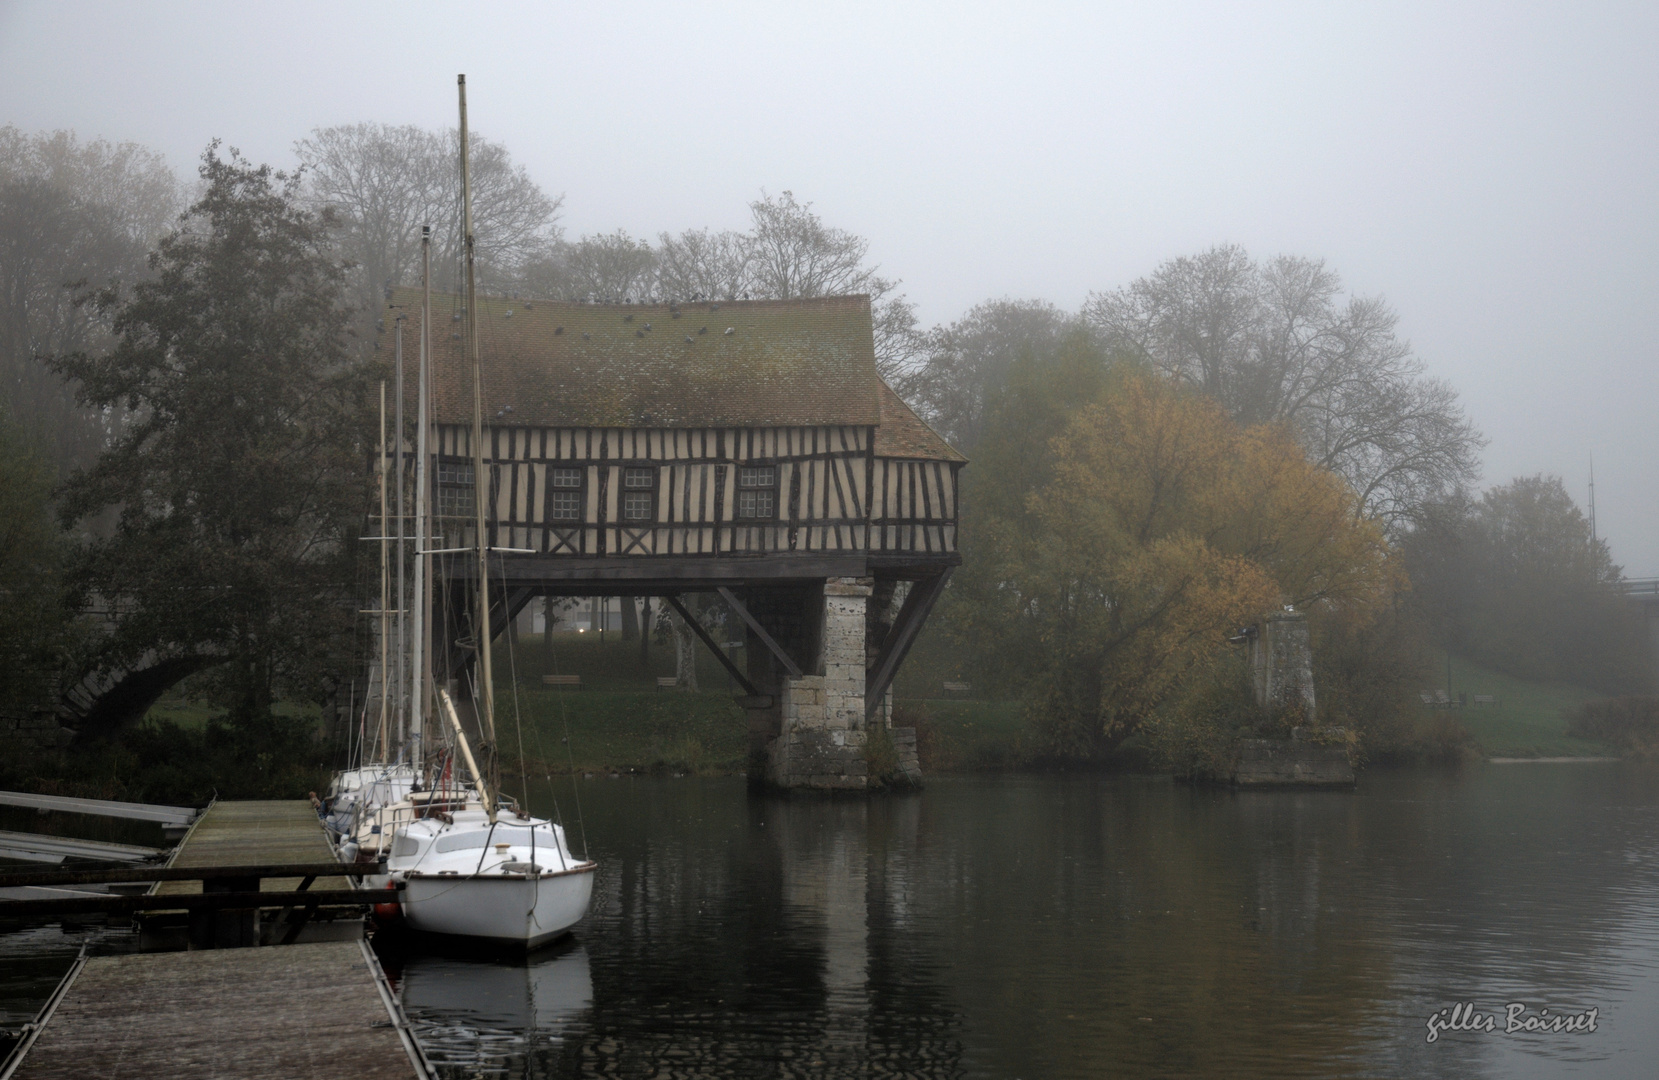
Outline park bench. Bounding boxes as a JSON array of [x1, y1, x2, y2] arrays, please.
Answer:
[[1472, 694, 1499, 708], [942, 681, 972, 694], [541, 674, 581, 688], [1420, 693, 1436, 707], [655, 676, 679, 691]]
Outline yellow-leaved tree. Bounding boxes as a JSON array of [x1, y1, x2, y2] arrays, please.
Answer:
[[1011, 374, 1395, 758]]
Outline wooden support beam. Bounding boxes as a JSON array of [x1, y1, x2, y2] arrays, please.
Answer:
[[444, 584, 535, 679], [866, 569, 953, 717], [717, 586, 803, 678], [451, 552, 872, 585], [664, 596, 760, 697], [0, 862, 384, 890]]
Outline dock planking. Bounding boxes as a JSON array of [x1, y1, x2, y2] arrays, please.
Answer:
[[155, 800, 335, 896], [5, 941, 431, 1079]]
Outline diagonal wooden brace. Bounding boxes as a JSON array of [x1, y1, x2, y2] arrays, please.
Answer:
[[716, 587, 803, 678], [866, 569, 953, 718], [665, 595, 761, 697]]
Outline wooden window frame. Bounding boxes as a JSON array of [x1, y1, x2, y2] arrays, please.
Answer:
[[620, 465, 657, 523], [435, 459, 475, 519], [734, 463, 778, 520], [548, 465, 584, 522]]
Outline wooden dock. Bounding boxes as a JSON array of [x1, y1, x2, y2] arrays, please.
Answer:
[[1, 800, 432, 1078], [3, 941, 432, 1079], [140, 799, 361, 949], [155, 800, 336, 895]]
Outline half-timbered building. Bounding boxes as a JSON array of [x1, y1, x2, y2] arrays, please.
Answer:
[[393, 289, 964, 789]]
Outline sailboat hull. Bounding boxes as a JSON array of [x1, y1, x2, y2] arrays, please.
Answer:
[[402, 864, 596, 948]]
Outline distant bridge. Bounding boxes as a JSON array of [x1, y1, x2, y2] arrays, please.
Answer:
[[1621, 578, 1659, 600], [1620, 579, 1659, 689]]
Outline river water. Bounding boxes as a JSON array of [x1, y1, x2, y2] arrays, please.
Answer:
[[6, 764, 1659, 1077]]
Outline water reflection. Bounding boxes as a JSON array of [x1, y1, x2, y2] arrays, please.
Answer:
[[8, 765, 1658, 1078], [387, 940, 592, 1074], [409, 766, 1656, 1080]]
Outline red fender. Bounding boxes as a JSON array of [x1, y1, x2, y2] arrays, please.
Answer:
[[372, 881, 401, 922]]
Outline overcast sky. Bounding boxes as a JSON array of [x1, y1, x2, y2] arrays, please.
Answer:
[[3, 0, 1655, 571]]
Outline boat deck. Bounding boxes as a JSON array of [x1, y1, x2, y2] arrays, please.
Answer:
[[154, 800, 335, 895], [6, 941, 429, 1079]]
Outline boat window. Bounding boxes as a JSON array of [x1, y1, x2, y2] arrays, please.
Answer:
[[433, 826, 542, 854], [434, 832, 488, 853], [391, 836, 420, 858]]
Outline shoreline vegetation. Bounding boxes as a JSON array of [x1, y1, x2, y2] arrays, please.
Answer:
[[5, 636, 1634, 812]]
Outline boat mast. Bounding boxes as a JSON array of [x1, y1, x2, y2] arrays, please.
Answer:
[[377, 380, 389, 760], [459, 73, 499, 819], [394, 316, 407, 754], [410, 226, 431, 772]]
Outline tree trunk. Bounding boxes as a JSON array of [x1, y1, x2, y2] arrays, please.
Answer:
[[543, 597, 557, 664], [621, 594, 639, 640], [638, 598, 651, 665], [672, 609, 698, 692]]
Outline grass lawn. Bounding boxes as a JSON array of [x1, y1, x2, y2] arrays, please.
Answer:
[[495, 633, 748, 775], [500, 686, 747, 775], [1434, 653, 1616, 758]]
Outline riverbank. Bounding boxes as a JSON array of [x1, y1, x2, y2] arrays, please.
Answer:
[[12, 639, 1618, 802], [1433, 654, 1616, 758]]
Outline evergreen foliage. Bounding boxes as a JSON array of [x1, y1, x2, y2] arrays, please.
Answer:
[[48, 147, 373, 728], [0, 416, 81, 717]]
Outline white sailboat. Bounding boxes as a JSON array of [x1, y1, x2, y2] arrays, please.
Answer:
[[375, 74, 596, 947]]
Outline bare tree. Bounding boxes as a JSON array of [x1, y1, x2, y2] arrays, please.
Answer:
[[746, 190, 883, 299], [740, 190, 922, 382], [554, 229, 658, 301], [1084, 244, 1482, 527], [294, 123, 564, 308], [654, 227, 752, 300], [0, 126, 180, 474]]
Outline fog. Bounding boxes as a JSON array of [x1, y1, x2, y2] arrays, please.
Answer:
[[3, 0, 1654, 571]]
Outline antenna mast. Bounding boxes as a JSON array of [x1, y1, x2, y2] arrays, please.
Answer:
[[1589, 453, 1598, 548]]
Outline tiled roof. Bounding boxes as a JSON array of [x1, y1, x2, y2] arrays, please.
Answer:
[[873, 379, 967, 463], [390, 289, 882, 429]]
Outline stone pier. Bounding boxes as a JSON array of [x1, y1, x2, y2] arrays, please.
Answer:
[[1233, 609, 1354, 787], [1249, 610, 1316, 721], [759, 577, 875, 791]]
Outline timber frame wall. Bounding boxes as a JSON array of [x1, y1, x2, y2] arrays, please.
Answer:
[[433, 423, 960, 562]]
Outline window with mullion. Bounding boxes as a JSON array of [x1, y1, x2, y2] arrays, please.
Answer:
[[621, 466, 656, 522], [549, 465, 583, 522], [436, 460, 475, 518], [735, 464, 777, 520]]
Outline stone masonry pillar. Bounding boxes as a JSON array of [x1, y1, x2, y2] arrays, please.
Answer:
[[1250, 610, 1317, 723], [764, 577, 871, 790]]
